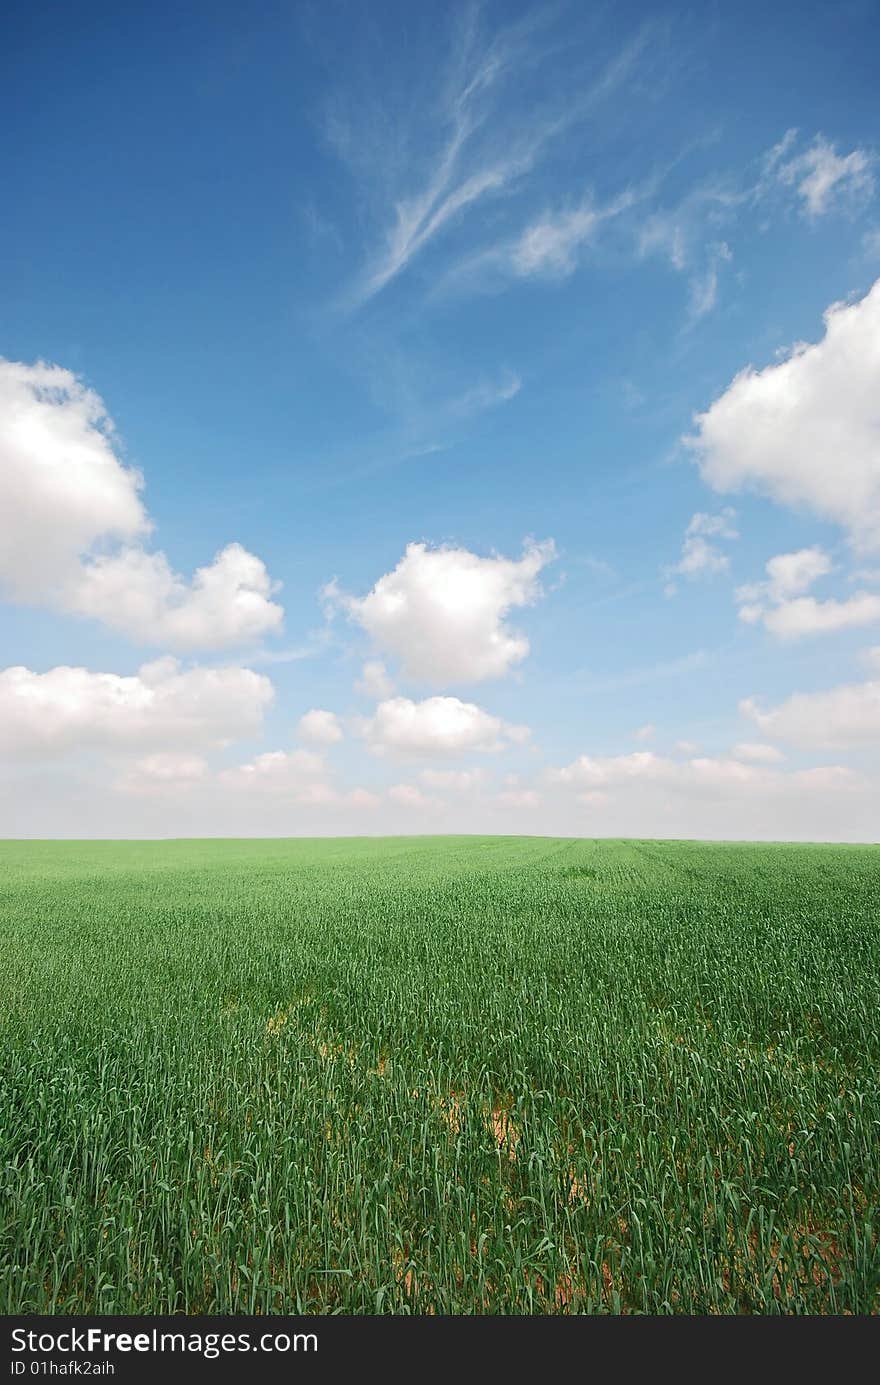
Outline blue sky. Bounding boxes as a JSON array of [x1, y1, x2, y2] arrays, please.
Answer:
[[2, 0, 879, 838]]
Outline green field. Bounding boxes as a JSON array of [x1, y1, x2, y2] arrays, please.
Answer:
[[2, 836, 878, 1315]]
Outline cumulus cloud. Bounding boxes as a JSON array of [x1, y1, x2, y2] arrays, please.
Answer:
[[327, 538, 555, 684], [219, 749, 330, 798], [117, 752, 208, 795], [129, 752, 208, 781], [218, 749, 377, 809], [0, 657, 273, 759], [546, 748, 862, 835], [738, 547, 832, 605], [665, 509, 738, 592], [387, 782, 440, 809], [776, 135, 875, 217], [551, 753, 820, 797], [741, 681, 880, 749], [297, 709, 344, 745], [736, 547, 880, 638], [550, 750, 672, 789], [687, 280, 880, 551], [355, 660, 395, 698], [0, 359, 283, 649], [731, 742, 784, 764], [419, 767, 487, 791], [67, 543, 283, 651], [0, 359, 148, 594], [496, 788, 539, 807], [359, 695, 529, 758], [752, 592, 880, 639]]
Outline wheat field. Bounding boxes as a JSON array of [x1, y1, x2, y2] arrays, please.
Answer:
[[2, 836, 877, 1314]]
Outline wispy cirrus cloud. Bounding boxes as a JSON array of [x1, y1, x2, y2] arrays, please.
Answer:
[[440, 185, 645, 293], [775, 133, 875, 218], [631, 130, 875, 321], [326, 8, 654, 306], [446, 369, 521, 416]]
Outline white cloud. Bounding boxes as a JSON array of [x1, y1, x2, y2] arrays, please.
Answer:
[[756, 592, 880, 639], [687, 241, 733, 322], [0, 658, 273, 759], [738, 547, 832, 604], [506, 193, 638, 279], [638, 211, 689, 271], [666, 509, 738, 589], [675, 739, 700, 754], [297, 709, 344, 745], [497, 788, 539, 807], [862, 646, 880, 671], [117, 752, 208, 794], [549, 747, 858, 795], [0, 359, 148, 595], [637, 191, 738, 321], [387, 782, 440, 809], [448, 185, 641, 291], [757, 128, 799, 184], [339, 16, 648, 303], [328, 538, 555, 684], [448, 370, 521, 415], [343, 18, 549, 302], [219, 749, 330, 799], [360, 695, 529, 758], [546, 747, 863, 839], [634, 723, 656, 742], [687, 756, 771, 787], [688, 280, 880, 552], [731, 742, 784, 764], [355, 660, 395, 698], [741, 681, 880, 749], [511, 204, 601, 277], [419, 767, 487, 792], [693, 511, 740, 541], [67, 543, 283, 651], [130, 752, 208, 781], [0, 359, 283, 650], [790, 765, 860, 791], [777, 135, 875, 217], [550, 750, 671, 789], [735, 548, 880, 638], [675, 539, 729, 577], [362, 154, 534, 301]]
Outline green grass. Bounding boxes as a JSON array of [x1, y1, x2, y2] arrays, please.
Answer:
[[1, 836, 878, 1314]]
